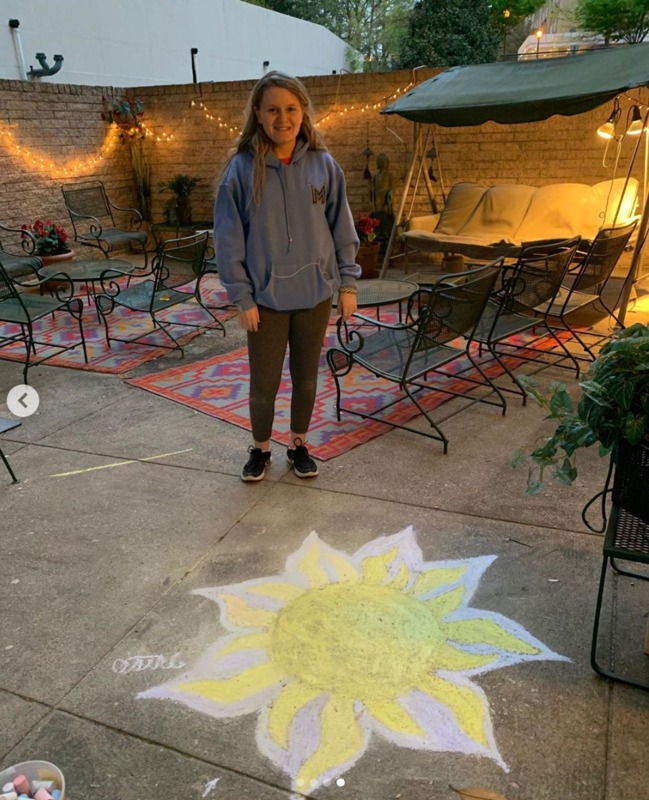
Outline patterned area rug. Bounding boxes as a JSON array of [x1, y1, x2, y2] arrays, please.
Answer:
[[128, 326, 565, 460], [0, 276, 235, 374]]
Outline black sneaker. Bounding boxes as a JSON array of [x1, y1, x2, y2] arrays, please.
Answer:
[[287, 438, 318, 478], [241, 446, 271, 481]]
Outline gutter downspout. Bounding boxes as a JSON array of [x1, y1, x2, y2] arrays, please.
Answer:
[[8, 19, 28, 81]]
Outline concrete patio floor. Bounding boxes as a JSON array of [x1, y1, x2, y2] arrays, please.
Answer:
[[1, 268, 649, 800]]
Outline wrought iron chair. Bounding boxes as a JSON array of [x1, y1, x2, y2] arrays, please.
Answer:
[[0, 417, 21, 483], [591, 437, 649, 691], [471, 236, 582, 401], [326, 260, 506, 454], [0, 256, 87, 384], [547, 221, 637, 361], [96, 232, 226, 355], [0, 222, 42, 281], [61, 181, 148, 268]]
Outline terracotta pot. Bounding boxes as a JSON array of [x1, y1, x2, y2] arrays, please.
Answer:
[[38, 249, 74, 267], [356, 241, 380, 279], [38, 250, 75, 292]]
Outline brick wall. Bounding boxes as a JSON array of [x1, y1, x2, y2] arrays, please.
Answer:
[[1, 70, 645, 247]]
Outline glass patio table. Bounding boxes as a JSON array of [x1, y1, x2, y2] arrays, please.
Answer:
[[334, 278, 419, 321], [38, 258, 135, 321]]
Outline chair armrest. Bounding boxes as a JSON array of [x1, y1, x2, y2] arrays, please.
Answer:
[[69, 211, 105, 238], [0, 223, 38, 255], [108, 199, 144, 229], [406, 213, 440, 233]]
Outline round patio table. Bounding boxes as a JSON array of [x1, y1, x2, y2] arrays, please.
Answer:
[[38, 258, 135, 320], [334, 278, 418, 322]]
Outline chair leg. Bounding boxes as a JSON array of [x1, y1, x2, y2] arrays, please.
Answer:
[[591, 553, 649, 691], [0, 447, 18, 483]]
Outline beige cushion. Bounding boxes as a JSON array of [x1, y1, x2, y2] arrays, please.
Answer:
[[405, 178, 639, 257], [459, 184, 536, 242], [435, 183, 489, 235]]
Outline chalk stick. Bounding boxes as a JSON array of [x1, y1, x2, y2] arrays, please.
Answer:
[[51, 792, 61, 800], [0, 791, 18, 800], [32, 782, 55, 793], [12, 776, 29, 797], [18, 795, 31, 800], [34, 789, 53, 800], [1, 786, 13, 794]]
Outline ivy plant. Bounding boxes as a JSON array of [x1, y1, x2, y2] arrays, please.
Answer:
[[512, 323, 649, 494]]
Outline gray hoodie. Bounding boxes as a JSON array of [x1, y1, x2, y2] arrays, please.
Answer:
[[214, 140, 360, 312]]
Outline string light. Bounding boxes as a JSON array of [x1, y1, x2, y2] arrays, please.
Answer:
[[191, 100, 242, 136], [316, 82, 414, 126], [0, 124, 118, 178]]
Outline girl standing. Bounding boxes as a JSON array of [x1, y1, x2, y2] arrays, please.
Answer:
[[215, 72, 360, 481]]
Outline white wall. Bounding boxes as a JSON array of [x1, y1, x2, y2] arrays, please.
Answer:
[[0, 0, 354, 86]]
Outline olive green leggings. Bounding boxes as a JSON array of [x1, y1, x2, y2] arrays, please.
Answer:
[[247, 298, 332, 443]]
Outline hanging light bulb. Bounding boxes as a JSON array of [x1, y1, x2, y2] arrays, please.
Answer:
[[627, 104, 644, 136], [597, 99, 621, 140]]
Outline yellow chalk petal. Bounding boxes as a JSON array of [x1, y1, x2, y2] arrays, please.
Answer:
[[443, 618, 541, 655], [361, 547, 398, 584], [429, 642, 497, 672], [324, 551, 359, 583], [220, 594, 277, 629], [217, 632, 271, 658], [296, 697, 365, 788], [297, 539, 330, 587], [407, 566, 467, 597], [245, 582, 306, 603], [424, 585, 466, 619], [364, 697, 425, 737], [388, 562, 410, 591], [419, 674, 489, 747], [267, 682, 324, 748], [178, 662, 283, 704]]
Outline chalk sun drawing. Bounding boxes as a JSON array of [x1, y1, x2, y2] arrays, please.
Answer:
[[140, 527, 567, 793]]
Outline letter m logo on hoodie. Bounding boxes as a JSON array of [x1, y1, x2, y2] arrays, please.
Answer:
[[311, 185, 326, 204]]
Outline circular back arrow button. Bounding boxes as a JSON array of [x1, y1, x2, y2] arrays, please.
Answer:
[[7, 384, 40, 418]]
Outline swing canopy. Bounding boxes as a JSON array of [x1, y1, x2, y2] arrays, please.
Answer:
[[383, 45, 649, 127]]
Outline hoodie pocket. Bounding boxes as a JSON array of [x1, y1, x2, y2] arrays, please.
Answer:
[[256, 258, 334, 310]]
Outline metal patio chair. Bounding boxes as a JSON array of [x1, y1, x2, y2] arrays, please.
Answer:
[[0, 417, 21, 483], [0, 256, 87, 384], [0, 222, 43, 281], [471, 236, 582, 400], [61, 181, 148, 268], [95, 231, 226, 355], [547, 221, 637, 361], [591, 437, 649, 691], [326, 259, 506, 454]]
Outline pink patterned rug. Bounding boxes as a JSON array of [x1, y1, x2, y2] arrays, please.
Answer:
[[0, 275, 235, 374], [128, 327, 565, 460]]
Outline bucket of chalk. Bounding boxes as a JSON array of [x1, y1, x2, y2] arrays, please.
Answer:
[[0, 760, 66, 800]]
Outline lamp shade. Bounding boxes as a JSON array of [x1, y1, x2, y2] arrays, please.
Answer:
[[627, 105, 644, 135], [597, 120, 616, 139]]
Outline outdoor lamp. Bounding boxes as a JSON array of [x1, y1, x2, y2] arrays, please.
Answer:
[[597, 99, 621, 139], [627, 104, 644, 136]]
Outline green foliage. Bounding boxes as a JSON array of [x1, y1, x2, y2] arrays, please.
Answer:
[[514, 323, 649, 493], [575, 0, 649, 44], [260, 0, 412, 70], [158, 174, 204, 226], [396, 0, 500, 69]]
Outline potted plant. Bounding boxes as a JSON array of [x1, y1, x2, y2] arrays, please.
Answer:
[[355, 214, 381, 279], [512, 323, 649, 495], [158, 174, 204, 227], [21, 220, 73, 265]]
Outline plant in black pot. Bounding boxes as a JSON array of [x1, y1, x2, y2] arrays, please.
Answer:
[[158, 174, 204, 226], [512, 323, 649, 495]]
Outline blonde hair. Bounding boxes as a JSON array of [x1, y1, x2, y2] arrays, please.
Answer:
[[223, 71, 326, 206]]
